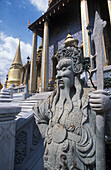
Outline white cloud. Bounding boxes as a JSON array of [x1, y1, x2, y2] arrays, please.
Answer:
[[29, 0, 48, 12], [0, 20, 3, 23], [0, 32, 32, 84], [6, 1, 11, 6]]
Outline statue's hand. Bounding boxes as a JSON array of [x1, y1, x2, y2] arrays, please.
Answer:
[[89, 90, 111, 113]]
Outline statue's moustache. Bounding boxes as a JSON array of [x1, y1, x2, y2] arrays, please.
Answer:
[[58, 79, 64, 84]]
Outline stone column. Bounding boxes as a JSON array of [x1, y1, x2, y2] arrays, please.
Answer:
[[41, 20, 49, 92], [29, 32, 37, 93], [0, 104, 21, 170], [107, 0, 111, 24], [80, 0, 90, 58]]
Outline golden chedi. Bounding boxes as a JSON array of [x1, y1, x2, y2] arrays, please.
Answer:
[[7, 37, 22, 88]]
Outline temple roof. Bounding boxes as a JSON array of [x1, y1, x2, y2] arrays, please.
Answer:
[[48, 0, 60, 9], [28, 0, 72, 37], [12, 37, 22, 66]]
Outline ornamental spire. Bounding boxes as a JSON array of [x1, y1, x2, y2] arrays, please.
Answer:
[[12, 36, 22, 66]]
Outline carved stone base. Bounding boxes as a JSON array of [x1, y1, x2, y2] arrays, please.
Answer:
[[0, 103, 20, 170], [0, 120, 16, 170]]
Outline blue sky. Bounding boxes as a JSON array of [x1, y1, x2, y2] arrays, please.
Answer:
[[0, 0, 48, 84]]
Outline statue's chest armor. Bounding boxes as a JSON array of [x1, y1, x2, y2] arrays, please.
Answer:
[[65, 107, 83, 129], [52, 104, 83, 129]]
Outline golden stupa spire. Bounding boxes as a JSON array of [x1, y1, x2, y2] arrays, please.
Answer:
[[12, 36, 22, 66]]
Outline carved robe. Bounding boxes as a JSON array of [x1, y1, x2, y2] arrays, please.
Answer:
[[34, 88, 110, 170]]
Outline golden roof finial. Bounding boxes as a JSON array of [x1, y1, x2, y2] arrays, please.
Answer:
[[42, 11, 44, 15], [55, 44, 58, 53], [68, 28, 70, 34], [28, 20, 30, 27]]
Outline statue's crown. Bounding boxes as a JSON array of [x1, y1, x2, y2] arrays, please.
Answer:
[[56, 36, 83, 74]]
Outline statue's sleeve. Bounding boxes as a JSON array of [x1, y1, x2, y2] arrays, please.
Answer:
[[76, 98, 96, 166], [76, 124, 96, 165], [105, 109, 111, 144], [34, 97, 50, 138]]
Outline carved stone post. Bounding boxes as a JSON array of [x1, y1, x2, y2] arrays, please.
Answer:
[[41, 20, 49, 92], [80, 0, 90, 57], [92, 11, 107, 170], [0, 104, 21, 170], [29, 32, 37, 93], [107, 0, 111, 24]]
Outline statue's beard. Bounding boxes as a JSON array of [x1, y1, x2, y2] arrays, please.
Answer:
[[53, 80, 73, 115]]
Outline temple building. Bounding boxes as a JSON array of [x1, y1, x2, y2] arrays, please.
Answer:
[[20, 43, 42, 92], [7, 37, 23, 89], [28, 0, 111, 93], [6, 0, 111, 93], [1, 2, 111, 169]]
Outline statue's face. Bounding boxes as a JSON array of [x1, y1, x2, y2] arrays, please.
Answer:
[[56, 59, 74, 89]]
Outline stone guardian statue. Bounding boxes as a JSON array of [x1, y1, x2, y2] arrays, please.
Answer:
[[34, 34, 111, 169]]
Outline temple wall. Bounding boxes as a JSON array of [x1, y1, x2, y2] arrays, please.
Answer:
[[48, 0, 111, 79], [49, 1, 81, 78], [48, 0, 97, 79]]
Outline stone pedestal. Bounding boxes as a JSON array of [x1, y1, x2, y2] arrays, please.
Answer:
[[0, 104, 21, 170]]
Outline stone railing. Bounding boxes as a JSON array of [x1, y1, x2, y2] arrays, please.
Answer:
[[13, 85, 27, 94], [14, 111, 44, 170], [9, 84, 29, 101], [0, 103, 21, 170]]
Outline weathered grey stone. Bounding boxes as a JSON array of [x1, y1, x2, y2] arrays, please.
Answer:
[[0, 103, 21, 170], [0, 83, 13, 102], [0, 120, 16, 170], [92, 11, 107, 170], [34, 30, 111, 169], [0, 103, 21, 121], [14, 110, 44, 170], [8, 83, 15, 98]]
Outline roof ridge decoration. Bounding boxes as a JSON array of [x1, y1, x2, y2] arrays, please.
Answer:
[[48, 0, 60, 9]]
